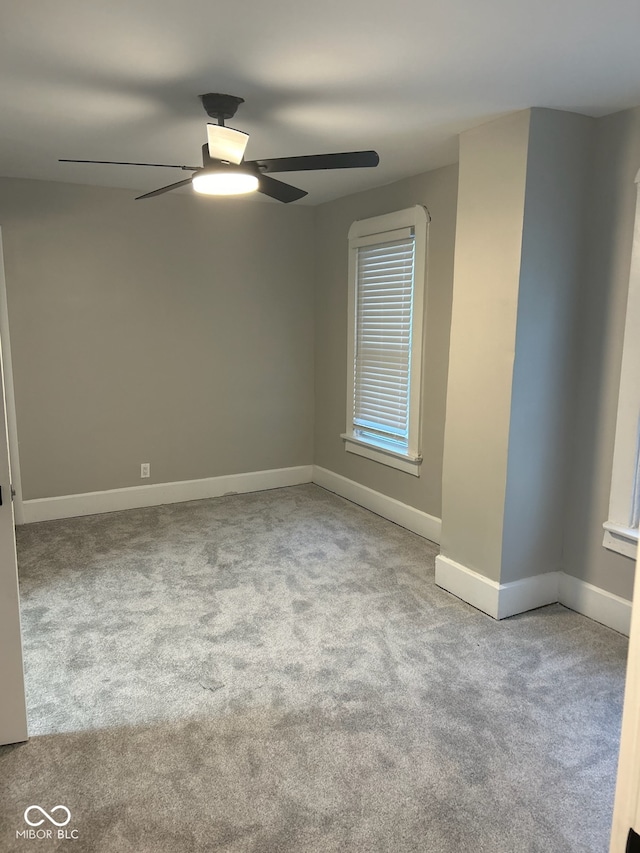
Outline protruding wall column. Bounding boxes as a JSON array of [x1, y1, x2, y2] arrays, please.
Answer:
[[436, 109, 593, 619]]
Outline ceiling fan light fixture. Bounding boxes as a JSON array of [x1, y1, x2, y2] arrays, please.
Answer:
[[192, 168, 259, 196], [61, 93, 379, 203], [206, 124, 249, 165]]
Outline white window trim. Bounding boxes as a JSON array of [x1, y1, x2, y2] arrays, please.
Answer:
[[342, 205, 429, 476], [603, 169, 640, 560]]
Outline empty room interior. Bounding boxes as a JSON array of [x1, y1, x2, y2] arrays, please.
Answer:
[[1, 1, 640, 851]]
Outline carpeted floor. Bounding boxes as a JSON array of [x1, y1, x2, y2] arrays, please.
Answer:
[[0, 484, 628, 852]]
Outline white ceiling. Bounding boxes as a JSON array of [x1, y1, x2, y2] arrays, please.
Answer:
[[1, 0, 640, 205]]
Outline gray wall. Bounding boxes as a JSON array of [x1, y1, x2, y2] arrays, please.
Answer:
[[0, 178, 315, 499], [563, 106, 640, 600], [501, 109, 594, 583], [440, 112, 531, 581], [313, 164, 458, 520]]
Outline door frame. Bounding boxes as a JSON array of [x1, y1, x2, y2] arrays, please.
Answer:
[[0, 230, 23, 524], [610, 551, 640, 850], [0, 229, 23, 524], [0, 226, 28, 744]]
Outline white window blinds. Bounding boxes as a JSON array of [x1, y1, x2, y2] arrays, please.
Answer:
[[344, 205, 427, 475], [353, 231, 415, 450]]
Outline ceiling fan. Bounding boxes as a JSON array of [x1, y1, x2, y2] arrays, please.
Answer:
[[60, 93, 380, 203]]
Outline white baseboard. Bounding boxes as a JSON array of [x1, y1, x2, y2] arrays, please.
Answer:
[[559, 572, 632, 636], [435, 555, 560, 620], [435, 555, 503, 617], [312, 466, 441, 544], [435, 554, 632, 635], [21, 465, 314, 524], [498, 572, 562, 620]]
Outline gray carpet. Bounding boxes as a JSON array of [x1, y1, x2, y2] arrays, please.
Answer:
[[0, 484, 628, 852]]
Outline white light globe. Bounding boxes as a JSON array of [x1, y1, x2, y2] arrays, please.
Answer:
[[192, 171, 259, 196]]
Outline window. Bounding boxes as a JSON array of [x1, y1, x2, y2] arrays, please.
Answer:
[[603, 170, 640, 560], [342, 205, 429, 475]]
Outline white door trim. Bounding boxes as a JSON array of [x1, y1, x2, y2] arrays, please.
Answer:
[[0, 229, 24, 524], [610, 548, 640, 850], [0, 227, 28, 744]]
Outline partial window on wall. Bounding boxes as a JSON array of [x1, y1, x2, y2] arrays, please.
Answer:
[[341, 205, 429, 476], [604, 169, 640, 560]]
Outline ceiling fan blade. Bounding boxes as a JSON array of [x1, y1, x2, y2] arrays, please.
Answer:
[[250, 150, 379, 174], [135, 178, 193, 200], [59, 159, 200, 171], [257, 174, 308, 203]]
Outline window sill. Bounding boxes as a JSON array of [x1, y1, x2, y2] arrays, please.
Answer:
[[341, 434, 422, 476], [603, 521, 639, 560]]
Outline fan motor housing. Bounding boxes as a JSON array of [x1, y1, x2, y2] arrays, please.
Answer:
[[199, 93, 244, 121]]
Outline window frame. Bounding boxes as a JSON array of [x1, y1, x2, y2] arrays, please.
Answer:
[[603, 169, 640, 560], [342, 205, 429, 476]]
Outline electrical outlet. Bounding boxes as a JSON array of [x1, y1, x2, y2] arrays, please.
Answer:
[[140, 463, 150, 479]]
